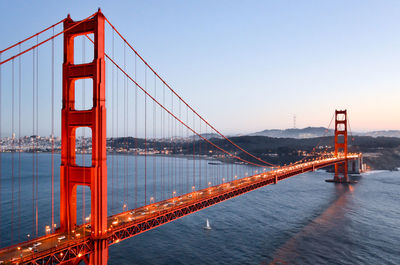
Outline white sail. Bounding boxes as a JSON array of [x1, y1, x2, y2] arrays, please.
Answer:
[[204, 218, 211, 230]]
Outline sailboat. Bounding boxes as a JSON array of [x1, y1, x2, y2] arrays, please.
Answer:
[[204, 218, 212, 230]]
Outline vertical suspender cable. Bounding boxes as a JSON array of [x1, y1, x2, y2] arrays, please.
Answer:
[[179, 101, 182, 194], [32, 47, 35, 236], [192, 111, 195, 190], [116, 68, 119, 209], [36, 36, 39, 237], [82, 36, 86, 228], [123, 42, 127, 209], [153, 74, 156, 201], [111, 30, 115, 214], [125, 43, 129, 209], [162, 84, 165, 200], [199, 117, 201, 188], [167, 92, 170, 196], [186, 106, 189, 193], [171, 91, 175, 194], [18, 45, 22, 239], [205, 124, 208, 187], [144, 67, 147, 205], [134, 53, 138, 209], [51, 29, 55, 233], [11, 59, 15, 243]]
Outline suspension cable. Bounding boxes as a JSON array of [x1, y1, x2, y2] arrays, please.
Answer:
[[0, 13, 96, 66], [103, 17, 276, 167], [0, 18, 65, 54], [85, 34, 270, 168]]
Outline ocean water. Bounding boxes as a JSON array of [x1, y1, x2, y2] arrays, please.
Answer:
[[0, 153, 399, 264], [108, 170, 400, 264]]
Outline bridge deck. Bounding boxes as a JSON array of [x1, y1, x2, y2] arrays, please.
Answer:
[[0, 155, 359, 264]]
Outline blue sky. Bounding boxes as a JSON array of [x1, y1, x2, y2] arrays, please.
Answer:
[[1, 0, 400, 135]]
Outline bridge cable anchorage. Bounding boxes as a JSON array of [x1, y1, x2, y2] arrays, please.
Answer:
[[0, 13, 96, 66], [84, 34, 270, 169], [103, 17, 277, 168]]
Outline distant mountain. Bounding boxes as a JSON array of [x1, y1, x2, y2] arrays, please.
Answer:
[[190, 133, 222, 140], [357, 130, 400, 138], [250, 127, 400, 139], [250, 127, 334, 139]]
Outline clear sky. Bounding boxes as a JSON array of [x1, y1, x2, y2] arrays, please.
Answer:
[[1, 0, 400, 135]]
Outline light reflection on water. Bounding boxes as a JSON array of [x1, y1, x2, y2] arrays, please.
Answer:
[[108, 170, 400, 265], [0, 153, 399, 264]]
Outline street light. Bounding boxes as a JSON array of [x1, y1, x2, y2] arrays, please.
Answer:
[[45, 225, 51, 235]]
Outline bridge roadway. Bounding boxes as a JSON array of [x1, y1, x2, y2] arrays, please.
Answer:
[[0, 154, 360, 264]]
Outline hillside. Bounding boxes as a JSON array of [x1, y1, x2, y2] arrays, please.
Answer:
[[250, 127, 400, 139], [109, 135, 400, 171]]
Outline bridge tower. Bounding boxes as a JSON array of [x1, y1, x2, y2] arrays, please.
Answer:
[[333, 109, 349, 182], [60, 10, 108, 264]]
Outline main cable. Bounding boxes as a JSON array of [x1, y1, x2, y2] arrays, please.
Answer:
[[104, 17, 276, 168]]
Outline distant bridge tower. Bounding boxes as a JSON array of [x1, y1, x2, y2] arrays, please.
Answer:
[[60, 10, 108, 264], [333, 109, 349, 182]]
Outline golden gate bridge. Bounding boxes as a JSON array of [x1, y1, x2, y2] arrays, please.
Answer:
[[0, 10, 362, 264]]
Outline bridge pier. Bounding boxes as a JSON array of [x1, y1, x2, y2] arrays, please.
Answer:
[[90, 239, 109, 265]]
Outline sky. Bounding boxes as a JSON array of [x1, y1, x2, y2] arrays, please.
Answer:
[[0, 0, 400, 135]]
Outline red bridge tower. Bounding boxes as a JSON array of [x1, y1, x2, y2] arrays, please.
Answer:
[[333, 109, 349, 182], [60, 10, 108, 264]]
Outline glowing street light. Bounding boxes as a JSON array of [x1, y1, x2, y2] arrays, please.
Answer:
[[45, 225, 51, 235]]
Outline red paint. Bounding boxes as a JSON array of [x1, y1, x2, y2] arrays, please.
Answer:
[[334, 110, 349, 182], [60, 10, 108, 264]]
